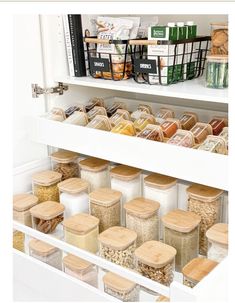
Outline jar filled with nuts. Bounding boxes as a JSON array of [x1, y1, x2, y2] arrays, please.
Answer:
[[187, 184, 223, 255], [179, 112, 198, 130], [182, 257, 218, 288], [50, 150, 79, 181], [124, 197, 160, 247], [98, 226, 137, 269], [32, 170, 62, 203]]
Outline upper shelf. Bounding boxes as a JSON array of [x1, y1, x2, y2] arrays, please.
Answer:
[[55, 76, 228, 104]]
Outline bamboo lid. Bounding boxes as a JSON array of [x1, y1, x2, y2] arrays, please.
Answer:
[[103, 272, 136, 293], [134, 240, 176, 268], [79, 157, 109, 172], [29, 239, 57, 256], [13, 193, 38, 212], [30, 201, 64, 220], [98, 226, 137, 250], [89, 188, 121, 207], [144, 173, 177, 190], [32, 170, 62, 186], [124, 197, 160, 219], [187, 184, 223, 202], [110, 165, 141, 181], [182, 257, 218, 282], [63, 254, 92, 272], [206, 223, 228, 246], [58, 178, 89, 194], [162, 209, 201, 233], [63, 213, 99, 235], [50, 150, 79, 163]]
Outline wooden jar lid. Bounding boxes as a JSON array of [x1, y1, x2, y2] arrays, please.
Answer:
[[162, 209, 201, 233], [89, 188, 122, 207], [63, 254, 92, 272], [110, 165, 141, 181], [29, 239, 57, 256], [124, 197, 160, 219], [79, 157, 109, 172], [98, 226, 137, 250], [182, 257, 218, 282], [206, 223, 228, 246], [50, 150, 79, 163], [30, 201, 64, 220], [187, 184, 223, 202], [58, 178, 90, 194], [13, 193, 38, 211], [63, 213, 99, 235], [103, 272, 136, 293], [32, 170, 62, 186], [144, 173, 177, 189], [134, 240, 176, 268]]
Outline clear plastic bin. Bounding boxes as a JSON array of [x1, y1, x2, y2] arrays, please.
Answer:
[[210, 23, 228, 55], [106, 101, 127, 117], [167, 130, 195, 148], [137, 124, 164, 142], [63, 111, 88, 126], [46, 107, 66, 122], [209, 116, 228, 136], [161, 118, 181, 138], [179, 112, 198, 130], [219, 127, 228, 149], [133, 113, 156, 133], [85, 97, 105, 112], [131, 104, 153, 121], [198, 135, 227, 154], [109, 109, 131, 127], [190, 122, 213, 144], [206, 55, 228, 89], [86, 115, 111, 131], [111, 120, 136, 136], [155, 108, 175, 125], [64, 104, 86, 117], [87, 106, 107, 121]]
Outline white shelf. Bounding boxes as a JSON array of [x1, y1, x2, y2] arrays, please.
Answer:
[[55, 76, 228, 104]]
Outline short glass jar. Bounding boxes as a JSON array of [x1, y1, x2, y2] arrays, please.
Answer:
[[162, 209, 201, 272], [111, 120, 136, 136], [209, 116, 228, 136], [98, 226, 137, 269], [161, 118, 181, 138], [167, 130, 195, 148], [63, 111, 88, 126], [133, 113, 156, 133], [63, 213, 99, 253], [124, 197, 160, 247], [179, 112, 198, 130], [58, 178, 90, 218], [63, 254, 98, 287], [155, 108, 175, 125], [198, 135, 227, 154], [32, 170, 62, 203], [109, 109, 131, 127], [86, 115, 112, 131], [190, 122, 213, 144], [131, 104, 153, 121], [137, 124, 164, 142]]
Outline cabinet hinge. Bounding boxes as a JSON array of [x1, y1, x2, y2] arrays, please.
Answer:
[[31, 82, 68, 98]]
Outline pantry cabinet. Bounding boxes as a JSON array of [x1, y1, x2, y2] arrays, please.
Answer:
[[13, 13, 228, 302]]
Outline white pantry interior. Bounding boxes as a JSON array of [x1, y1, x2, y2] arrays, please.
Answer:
[[13, 14, 228, 301]]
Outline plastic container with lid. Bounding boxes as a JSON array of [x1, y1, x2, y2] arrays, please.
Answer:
[[131, 104, 153, 121], [13, 193, 38, 227], [111, 120, 136, 136], [63, 213, 99, 253], [143, 173, 177, 239], [187, 184, 223, 255], [106, 101, 127, 117], [133, 113, 156, 133], [87, 106, 107, 121], [210, 23, 228, 55], [206, 223, 228, 262], [198, 135, 227, 154], [209, 116, 228, 135], [182, 257, 218, 288], [162, 209, 201, 272], [167, 130, 195, 148], [63, 111, 88, 126], [206, 55, 228, 89], [63, 254, 98, 287], [124, 197, 160, 247], [85, 97, 105, 112], [219, 127, 228, 149], [50, 150, 79, 181], [135, 241, 176, 286], [190, 122, 213, 144], [103, 272, 139, 302], [179, 112, 198, 130], [99, 226, 137, 269], [109, 109, 131, 127], [79, 157, 110, 191], [137, 124, 164, 142], [86, 115, 112, 131], [110, 165, 142, 225], [32, 170, 62, 203], [65, 104, 86, 117], [89, 188, 121, 233], [46, 107, 66, 122], [155, 108, 175, 125], [161, 118, 181, 138], [58, 178, 90, 218], [29, 239, 62, 270]]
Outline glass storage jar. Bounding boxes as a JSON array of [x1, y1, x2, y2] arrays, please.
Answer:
[[63, 111, 88, 126], [155, 108, 175, 125], [133, 113, 156, 133], [206, 223, 228, 262], [190, 122, 213, 144], [179, 112, 198, 130], [103, 272, 139, 302], [79, 157, 110, 191], [124, 197, 160, 247], [89, 188, 121, 232], [206, 55, 228, 89], [13, 193, 38, 227], [29, 239, 62, 270], [32, 170, 62, 203], [30, 201, 64, 234], [162, 209, 201, 272], [161, 118, 181, 138], [63, 254, 98, 287], [209, 116, 228, 136], [87, 106, 107, 121], [187, 184, 223, 255], [143, 173, 177, 239], [182, 257, 218, 288], [106, 101, 127, 117], [210, 23, 228, 55], [86, 115, 112, 131], [63, 213, 99, 253], [167, 130, 195, 148], [137, 124, 164, 142], [111, 120, 136, 136], [110, 165, 141, 226], [13, 230, 24, 252], [98, 226, 137, 269], [47, 107, 66, 122], [58, 178, 90, 218], [50, 150, 79, 181], [109, 109, 131, 127], [85, 97, 105, 112], [131, 104, 153, 121], [134, 240, 176, 286], [198, 135, 227, 154]]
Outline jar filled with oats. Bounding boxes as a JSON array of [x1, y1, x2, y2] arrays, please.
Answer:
[[103, 272, 139, 302], [162, 209, 201, 272], [124, 197, 160, 247], [32, 170, 62, 203], [182, 257, 218, 288], [187, 184, 223, 255], [98, 226, 137, 269]]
